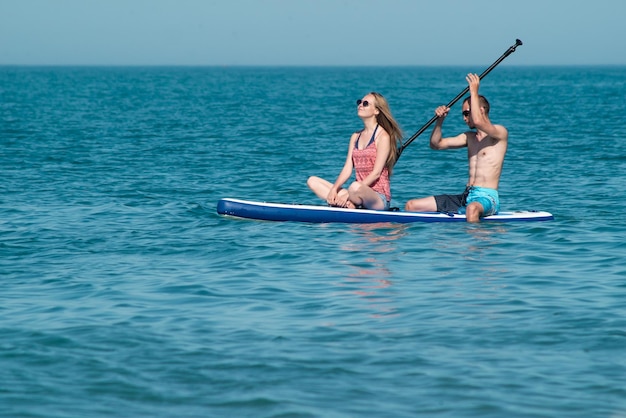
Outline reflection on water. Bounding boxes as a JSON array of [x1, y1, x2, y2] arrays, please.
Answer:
[[327, 222, 517, 319], [443, 225, 514, 315], [462, 224, 508, 261], [336, 223, 410, 318], [346, 222, 411, 246]]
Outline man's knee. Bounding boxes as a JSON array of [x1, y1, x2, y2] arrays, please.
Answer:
[[405, 197, 436, 212], [465, 202, 483, 222], [405, 199, 421, 211]]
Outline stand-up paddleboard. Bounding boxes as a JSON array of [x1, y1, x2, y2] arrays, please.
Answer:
[[217, 198, 554, 224]]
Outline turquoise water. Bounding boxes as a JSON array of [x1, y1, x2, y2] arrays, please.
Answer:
[[1, 66, 625, 417]]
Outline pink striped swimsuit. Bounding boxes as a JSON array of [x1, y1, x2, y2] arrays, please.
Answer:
[[352, 125, 391, 203]]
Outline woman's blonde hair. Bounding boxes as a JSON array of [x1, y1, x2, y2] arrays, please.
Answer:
[[370, 92, 403, 176]]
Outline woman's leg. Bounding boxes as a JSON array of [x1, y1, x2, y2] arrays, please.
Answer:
[[307, 176, 351, 206], [347, 181, 386, 210], [307, 176, 333, 200]]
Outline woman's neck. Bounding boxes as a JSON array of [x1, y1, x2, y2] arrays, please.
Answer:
[[362, 117, 378, 131]]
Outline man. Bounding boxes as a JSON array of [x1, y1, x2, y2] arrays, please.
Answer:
[[404, 73, 508, 223]]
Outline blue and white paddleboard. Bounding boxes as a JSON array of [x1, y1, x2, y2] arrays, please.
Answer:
[[217, 198, 554, 224]]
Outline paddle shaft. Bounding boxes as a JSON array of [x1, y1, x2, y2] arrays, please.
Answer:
[[397, 39, 523, 158]]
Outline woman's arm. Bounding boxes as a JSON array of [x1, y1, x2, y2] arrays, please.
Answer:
[[327, 133, 358, 204]]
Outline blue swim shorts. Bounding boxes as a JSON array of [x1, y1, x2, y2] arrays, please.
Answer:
[[457, 186, 500, 216]]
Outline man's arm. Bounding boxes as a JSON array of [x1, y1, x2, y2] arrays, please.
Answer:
[[467, 74, 508, 142], [430, 106, 468, 150]]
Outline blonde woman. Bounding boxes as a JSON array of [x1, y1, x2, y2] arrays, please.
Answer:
[[307, 92, 403, 210]]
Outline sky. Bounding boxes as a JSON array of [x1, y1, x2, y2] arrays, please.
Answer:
[[1, 0, 625, 66]]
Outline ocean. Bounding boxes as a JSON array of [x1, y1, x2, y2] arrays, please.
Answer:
[[1, 65, 625, 417]]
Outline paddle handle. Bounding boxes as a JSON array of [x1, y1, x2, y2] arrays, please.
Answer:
[[398, 39, 523, 157]]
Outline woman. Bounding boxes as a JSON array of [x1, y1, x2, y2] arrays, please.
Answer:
[[307, 92, 403, 210]]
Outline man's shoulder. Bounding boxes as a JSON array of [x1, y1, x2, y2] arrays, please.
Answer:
[[494, 124, 509, 142]]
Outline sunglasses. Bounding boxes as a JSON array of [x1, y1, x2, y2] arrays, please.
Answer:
[[462, 110, 471, 117], [356, 99, 371, 108]]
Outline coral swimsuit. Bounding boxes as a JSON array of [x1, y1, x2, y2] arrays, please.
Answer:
[[352, 125, 391, 203]]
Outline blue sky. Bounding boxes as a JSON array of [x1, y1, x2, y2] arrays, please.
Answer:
[[1, 0, 624, 66]]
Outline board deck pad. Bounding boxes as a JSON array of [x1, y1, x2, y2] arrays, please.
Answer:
[[217, 198, 554, 224]]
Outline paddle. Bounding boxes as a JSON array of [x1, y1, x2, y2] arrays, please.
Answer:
[[397, 38, 523, 158]]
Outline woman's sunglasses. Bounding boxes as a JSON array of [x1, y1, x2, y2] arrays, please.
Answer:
[[356, 99, 370, 107]]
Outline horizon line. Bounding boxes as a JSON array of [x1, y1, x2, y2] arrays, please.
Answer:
[[1, 63, 625, 68]]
